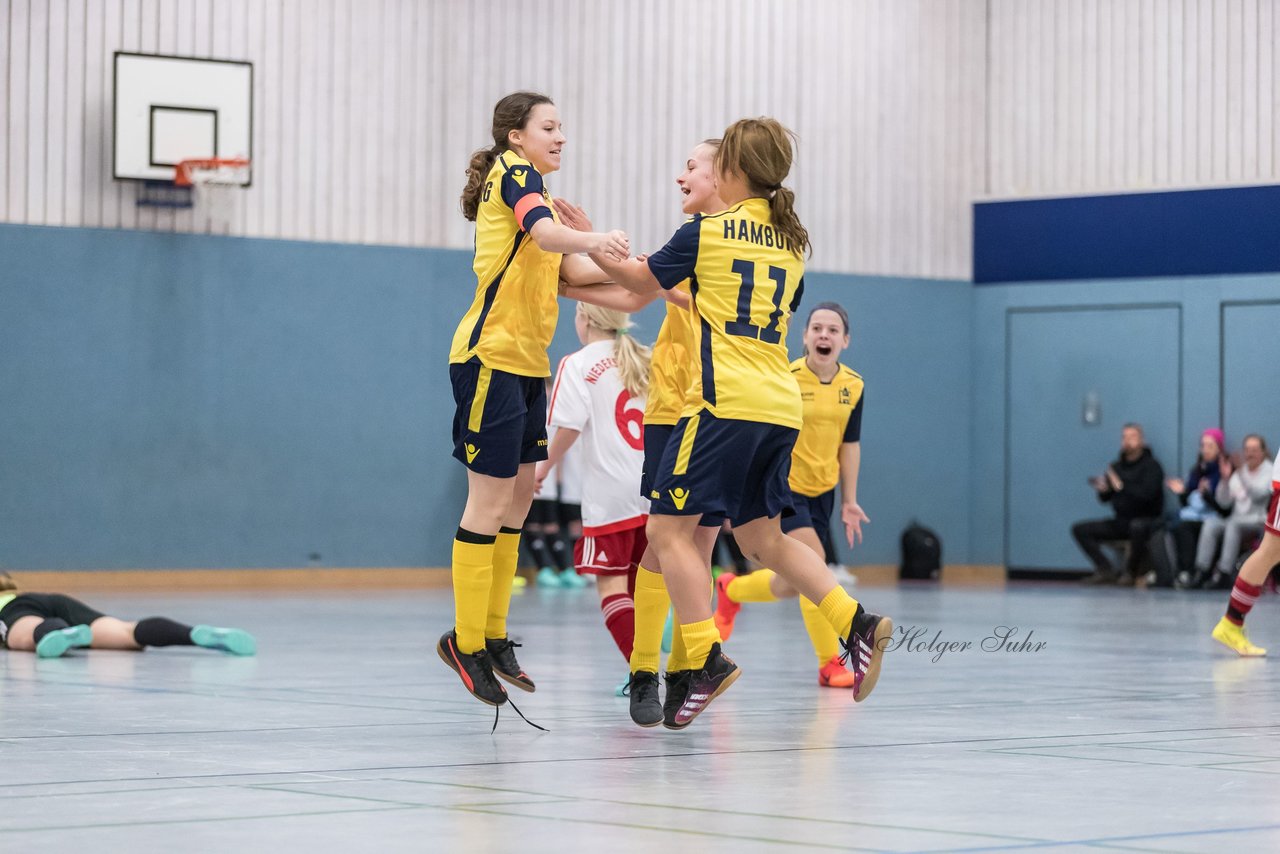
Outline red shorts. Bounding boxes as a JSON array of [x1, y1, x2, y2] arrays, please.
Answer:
[[1267, 483, 1280, 536], [574, 524, 648, 576]]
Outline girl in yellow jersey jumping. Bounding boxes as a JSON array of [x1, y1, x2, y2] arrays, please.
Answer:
[[561, 140, 728, 727], [590, 118, 894, 728], [713, 301, 870, 689], [440, 92, 629, 710]]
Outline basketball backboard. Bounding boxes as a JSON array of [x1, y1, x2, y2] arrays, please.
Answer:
[[113, 52, 252, 185]]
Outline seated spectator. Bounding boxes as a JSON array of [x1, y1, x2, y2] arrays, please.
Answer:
[[1169, 428, 1227, 588], [1188, 434, 1274, 589], [1072, 423, 1166, 585]]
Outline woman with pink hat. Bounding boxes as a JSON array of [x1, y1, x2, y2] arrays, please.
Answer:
[[1168, 429, 1229, 589]]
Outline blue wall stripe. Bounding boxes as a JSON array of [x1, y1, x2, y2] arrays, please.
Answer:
[[974, 185, 1280, 284], [0, 225, 973, 569]]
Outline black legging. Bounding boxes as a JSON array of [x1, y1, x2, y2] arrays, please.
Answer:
[[1071, 516, 1162, 575]]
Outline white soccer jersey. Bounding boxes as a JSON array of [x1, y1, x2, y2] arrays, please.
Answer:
[[557, 432, 584, 505], [547, 340, 648, 535]]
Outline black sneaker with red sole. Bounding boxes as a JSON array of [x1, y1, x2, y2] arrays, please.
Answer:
[[438, 630, 508, 706], [485, 637, 536, 692]]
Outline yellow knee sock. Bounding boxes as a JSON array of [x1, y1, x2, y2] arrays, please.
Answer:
[[668, 579, 714, 671], [630, 566, 670, 674], [452, 530, 496, 654], [818, 586, 860, 642], [484, 527, 522, 640], [667, 620, 690, 671], [680, 618, 721, 671], [727, 569, 779, 603], [800, 595, 840, 663]]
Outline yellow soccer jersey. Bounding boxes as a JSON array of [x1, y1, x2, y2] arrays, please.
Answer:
[[449, 152, 561, 377], [644, 279, 696, 425], [788, 358, 865, 497], [646, 198, 806, 429]]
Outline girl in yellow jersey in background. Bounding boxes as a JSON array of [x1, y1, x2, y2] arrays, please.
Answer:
[[590, 117, 894, 729], [440, 91, 629, 711], [713, 302, 870, 689], [561, 140, 728, 728]]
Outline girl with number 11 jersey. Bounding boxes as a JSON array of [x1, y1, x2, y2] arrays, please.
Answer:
[[590, 117, 894, 728]]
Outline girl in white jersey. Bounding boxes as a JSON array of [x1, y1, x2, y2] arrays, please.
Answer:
[[536, 305, 653, 666]]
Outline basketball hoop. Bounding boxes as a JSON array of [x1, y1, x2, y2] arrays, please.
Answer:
[[168, 157, 249, 229], [173, 157, 251, 187]]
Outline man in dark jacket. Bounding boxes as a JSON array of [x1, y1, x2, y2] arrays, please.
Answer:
[[1072, 423, 1166, 585]]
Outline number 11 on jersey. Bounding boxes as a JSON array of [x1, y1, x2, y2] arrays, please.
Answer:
[[725, 258, 788, 344]]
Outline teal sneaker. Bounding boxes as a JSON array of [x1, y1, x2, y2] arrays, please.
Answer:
[[661, 608, 674, 654], [536, 567, 563, 588], [190, 626, 257, 656], [36, 624, 92, 659], [559, 568, 588, 588]]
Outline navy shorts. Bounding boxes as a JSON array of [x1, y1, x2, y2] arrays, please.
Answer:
[[649, 411, 797, 528], [0, 594, 106, 647], [781, 488, 835, 544], [644, 421, 724, 527], [449, 358, 548, 478]]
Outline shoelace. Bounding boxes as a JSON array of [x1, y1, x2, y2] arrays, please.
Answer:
[[472, 647, 546, 733], [488, 638, 523, 670], [838, 634, 873, 673], [492, 695, 549, 733], [620, 673, 656, 699]]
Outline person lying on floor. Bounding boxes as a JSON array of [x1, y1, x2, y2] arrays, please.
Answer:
[[0, 572, 256, 659]]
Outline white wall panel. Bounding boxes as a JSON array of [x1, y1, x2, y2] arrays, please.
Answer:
[[0, 0, 987, 278], [989, 0, 1280, 198]]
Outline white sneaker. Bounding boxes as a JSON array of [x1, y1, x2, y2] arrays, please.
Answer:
[[830, 563, 857, 588]]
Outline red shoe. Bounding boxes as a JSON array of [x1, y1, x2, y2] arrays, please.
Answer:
[[713, 573, 741, 641], [818, 655, 856, 688]]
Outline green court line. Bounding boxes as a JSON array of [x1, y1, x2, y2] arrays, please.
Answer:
[[0, 671, 498, 717], [1095, 743, 1280, 761], [1198, 763, 1280, 775], [390, 778, 1053, 845], [0, 717, 493, 742], [0, 804, 418, 835], [976, 747, 1277, 771], [446, 804, 880, 851], [4, 722, 1278, 796], [239, 784, 424, 808], [246, 782, 575, 811], [457, 798, 575, 807]]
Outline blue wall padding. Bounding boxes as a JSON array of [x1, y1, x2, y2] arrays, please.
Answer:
[[974, 185, 1280, 284]]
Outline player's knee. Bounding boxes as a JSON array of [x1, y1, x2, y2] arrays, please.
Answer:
[[736, 529, 783, 564], [772, 576, 798, 598]]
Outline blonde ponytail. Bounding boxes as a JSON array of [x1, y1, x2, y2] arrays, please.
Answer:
[[613, 331, 652, 398], [578, 304, 651, 397]]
